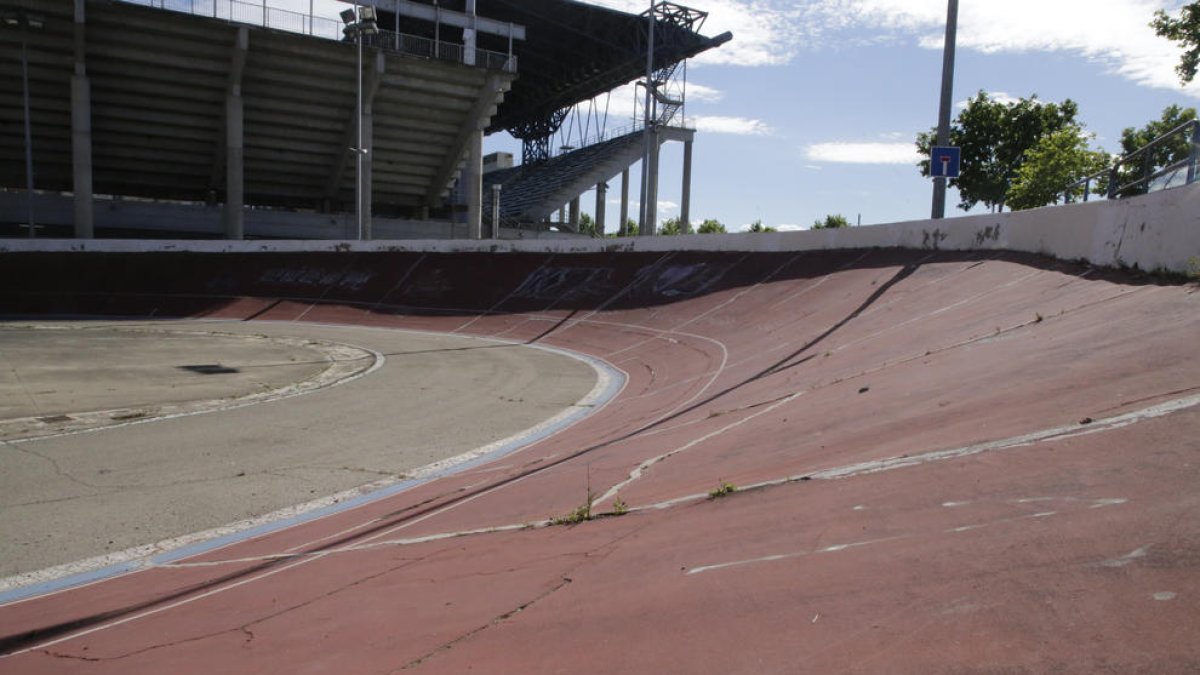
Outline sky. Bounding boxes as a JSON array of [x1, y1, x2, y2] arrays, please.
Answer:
[[312, 0, 1200, 232]]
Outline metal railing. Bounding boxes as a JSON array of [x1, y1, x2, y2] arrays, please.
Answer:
[[119, 0, 516, 72], [552, 117, 699, 159], [1063, 119, 1199, 203]]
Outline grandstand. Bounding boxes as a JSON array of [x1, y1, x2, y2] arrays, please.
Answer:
[[0, 0, 729, 240]]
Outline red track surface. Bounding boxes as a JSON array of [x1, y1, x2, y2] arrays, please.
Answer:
[[2, 249, 1198, 673]]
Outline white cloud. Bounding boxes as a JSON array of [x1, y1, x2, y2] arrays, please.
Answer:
[[687, 83, 725, 103], [799, 0, 1200, 95], [694, 115, 773, 135], [805, 141, 921, 164], [956, 91, 1021, 109], [776, 223, 808, 231], [608, 199, 679, 214]]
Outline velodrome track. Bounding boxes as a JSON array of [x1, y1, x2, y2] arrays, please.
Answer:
[[1, 248, 1198, 673]]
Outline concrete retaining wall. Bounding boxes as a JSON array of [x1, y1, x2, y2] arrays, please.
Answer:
[[3, 183, 1197, 274]]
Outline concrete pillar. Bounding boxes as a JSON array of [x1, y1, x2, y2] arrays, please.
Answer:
[[71, 0, 93, 238], [223, 92, 244, 239], [222, 27, 248, 240], [595, 181, 607, 236], [463, 0, 476, 66], [680, 139, 693, 234], [620, 168, 629, 235], [71, 76, 93, 238], [569, 196, 580, 231], [490, 184, 501, 238], [465, 129, 483, 239], [361, 104, 374, 239], [644, 129, 661, 235]]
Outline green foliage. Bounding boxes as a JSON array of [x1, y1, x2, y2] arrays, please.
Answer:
[[708, 481, 737, 499], [1007, 128, 1111, 210], [551, 502, 592, 525], [1114, 105, 1198, 196], [697, 218, 727, 234], [916, 92, 1081, 212], [657, 216, 689, 236], [614, 217, 638, 237], [612, 498, 629, 516], [576, 212, 598, 237], [812, 214, 849, 229], [746, 219, 777, 233], [1153, 2, 1200, 84]]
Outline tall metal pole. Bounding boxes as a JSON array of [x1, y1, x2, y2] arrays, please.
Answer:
[[355, 2, 363, 240], [931, 0, 958, 220], [20, 27, 36, 238], [638, 0, 655, 235]]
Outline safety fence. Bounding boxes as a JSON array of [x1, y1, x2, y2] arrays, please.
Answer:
[[1064, 119, 1199, 203]]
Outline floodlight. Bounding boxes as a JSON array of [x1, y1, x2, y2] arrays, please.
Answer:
[[359, 7, 376, 22], [340, 8, 356, 24]]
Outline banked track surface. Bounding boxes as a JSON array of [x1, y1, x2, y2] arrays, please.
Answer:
[[0, 249, 1198, 673]]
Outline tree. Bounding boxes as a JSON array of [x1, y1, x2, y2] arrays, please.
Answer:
[[576, 212, 598, 237], [1006, 128, 1111, 210], [916, 92, 1081, 212], [746, 219, 777, 233], [614, 218, 637, 237], [657, 217, 688, 236], [1114, 105, 1198, 196], [697, 219, 726, 234], [1153, 2, 1200, 85], [812, 214, 849, 230]]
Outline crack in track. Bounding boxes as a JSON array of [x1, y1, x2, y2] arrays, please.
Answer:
[[395, 523, 646, 671]]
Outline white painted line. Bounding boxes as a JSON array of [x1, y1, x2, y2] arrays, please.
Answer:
[[686, 536, 900, 576], [1095, 545, 1151, 568], [807, 393, 1200, 481], [593, 389, 803, 506]]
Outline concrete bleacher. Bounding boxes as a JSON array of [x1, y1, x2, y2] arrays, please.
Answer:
[[0, 0, 512, 236], [483, 126, 693, 229]]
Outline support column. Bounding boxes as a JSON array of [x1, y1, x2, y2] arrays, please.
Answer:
[[222, 27, 248, 240], [465, 129, 483, 239], [595, 181, 607, 236], [224, 93, 244, 239], [71, 0, 93, 238], [361, 103, 374, 239], [644, 129, 661, 235], [463, 0, 476, 66], [569, 196, 580, 231], [680, 139, 692, 234], [619, 168, 629, 235]]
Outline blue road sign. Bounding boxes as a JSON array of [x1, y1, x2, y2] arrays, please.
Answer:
[[930, 146, 961, 178]]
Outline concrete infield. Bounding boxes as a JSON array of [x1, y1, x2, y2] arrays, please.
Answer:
[[0, 247, 1197, 673], [0, 321, 598, 580]]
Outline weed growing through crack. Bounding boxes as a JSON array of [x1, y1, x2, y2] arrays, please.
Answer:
[[709, 481, 737, 499], [551, 465, 595, 525], [612, 498, 629, 515], [551, 502, 592, 525]]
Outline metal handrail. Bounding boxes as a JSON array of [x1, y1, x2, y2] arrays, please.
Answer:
[[1063, 119, 1199, 203], [119, 0, 516, 73]]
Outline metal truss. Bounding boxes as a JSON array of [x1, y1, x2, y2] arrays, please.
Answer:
[[510, 107, 570, 165]]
